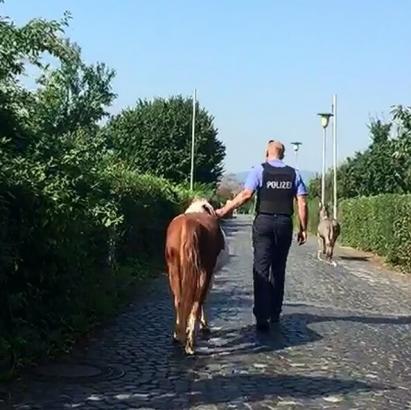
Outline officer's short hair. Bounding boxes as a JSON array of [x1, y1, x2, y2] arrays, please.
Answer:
[[267, 139, 285, 159]]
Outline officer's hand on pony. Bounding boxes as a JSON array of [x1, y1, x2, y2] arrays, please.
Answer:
[[215, 200, 230, 219]]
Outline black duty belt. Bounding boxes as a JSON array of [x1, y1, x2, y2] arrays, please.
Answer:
[[257, 212, 292, 217]]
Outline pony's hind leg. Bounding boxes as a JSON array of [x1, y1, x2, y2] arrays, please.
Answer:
[[328, 244, 337, 267], [173, 295, 184, 344], [186, 269, 209, 354], [199, 274, 213, 334], [185, 301, 200, 355], [168, 264, 184, 344], [199, 305, 210, 334], [317, 236, 325, 261]]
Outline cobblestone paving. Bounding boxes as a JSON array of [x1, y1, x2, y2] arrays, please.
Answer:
[[3, 216, 411, 409]]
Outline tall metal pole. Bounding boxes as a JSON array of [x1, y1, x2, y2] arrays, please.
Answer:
[[332, 94, 337, 219], [189, 88, 196, 191], [321, 127, 326, 206]]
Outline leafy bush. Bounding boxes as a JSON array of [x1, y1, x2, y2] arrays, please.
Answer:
[[339, 194, 411, 272], [0, 155, 204, 373]]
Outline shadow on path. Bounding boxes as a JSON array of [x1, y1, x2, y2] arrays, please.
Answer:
[[194, 310, 411, 358], [103, 373, 384, 409], [339, 255, 371, 262], [188, 374, 382, 407]]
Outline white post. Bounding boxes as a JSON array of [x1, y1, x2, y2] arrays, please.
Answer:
[[332, 94, 337, 219], [321, 127, 326, 206], [190, 88, 196, 191]]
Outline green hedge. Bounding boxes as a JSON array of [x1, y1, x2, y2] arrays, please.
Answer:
[[339, 194, 411, 272], [0, 158, 205, 375]]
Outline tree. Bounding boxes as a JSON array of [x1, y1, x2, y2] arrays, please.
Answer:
[[106, 96, 226, 184], [309, 113, 411, 200], [34, 54, 116, 137], [0, 11, 74, 152], [0, 11, 74, 81], [391, 105, 411, 192]]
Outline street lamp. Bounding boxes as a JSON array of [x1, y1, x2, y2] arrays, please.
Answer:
[[290, 141, 302, 168], [331, 95, 338, 219], [317, 112, 333, 206], [189, 88, 197, 191]]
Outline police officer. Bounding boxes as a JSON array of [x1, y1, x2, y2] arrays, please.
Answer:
[[216, 140, 308, 331]]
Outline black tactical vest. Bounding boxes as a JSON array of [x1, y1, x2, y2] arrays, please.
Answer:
[[256, 163, 296, 215]]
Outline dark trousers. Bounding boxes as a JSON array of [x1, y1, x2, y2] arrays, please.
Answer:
[[252, 213, 293, 322]]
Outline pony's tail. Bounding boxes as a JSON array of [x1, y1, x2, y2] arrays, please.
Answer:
[[178, 218, 203, 336]]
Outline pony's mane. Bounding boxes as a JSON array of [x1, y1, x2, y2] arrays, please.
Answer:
[[185, 198, 216, 216]]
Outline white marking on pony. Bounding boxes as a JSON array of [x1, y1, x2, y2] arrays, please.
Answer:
[[185, 198, 216, 215]]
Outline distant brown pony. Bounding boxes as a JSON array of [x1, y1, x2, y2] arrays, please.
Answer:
[[165, 199, 228, 354]]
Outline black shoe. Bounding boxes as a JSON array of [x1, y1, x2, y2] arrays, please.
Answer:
[[270, 315, 280, 324], [256, 320, 270, 332]]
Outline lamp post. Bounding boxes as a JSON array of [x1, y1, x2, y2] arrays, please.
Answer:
[[317, 112, 333, 206], [189, 88, 197, 191], [290, 141, 302, 169], [331, 95, 337, 219]]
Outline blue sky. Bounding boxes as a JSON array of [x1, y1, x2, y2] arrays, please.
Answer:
[[4, 1, 411, 174]]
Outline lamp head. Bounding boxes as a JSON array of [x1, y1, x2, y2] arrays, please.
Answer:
[[290, 141, 302, 152], [317, 112, 333, 129]]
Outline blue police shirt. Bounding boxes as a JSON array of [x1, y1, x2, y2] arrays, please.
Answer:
[[244, 159, 308, 196]]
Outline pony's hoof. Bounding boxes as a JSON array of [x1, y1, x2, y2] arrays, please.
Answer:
[[172, 332, 183, 344], [200, 327, 211, 338], [200, 325, 211, 334], [185, 345, 195, 355]]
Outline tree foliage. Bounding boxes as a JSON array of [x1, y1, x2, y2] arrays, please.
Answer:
[[106, 96, 226, 184], [309, 110, 411, 200], [35, 56, 116, 136]]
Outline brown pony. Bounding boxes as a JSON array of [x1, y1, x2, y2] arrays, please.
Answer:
[[165, 199, 227, 354]]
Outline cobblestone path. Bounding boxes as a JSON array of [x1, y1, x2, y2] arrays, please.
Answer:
[[4, 216, 411, 409]]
